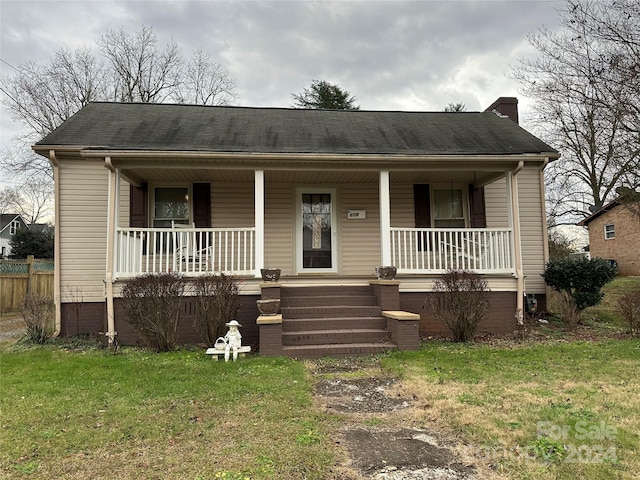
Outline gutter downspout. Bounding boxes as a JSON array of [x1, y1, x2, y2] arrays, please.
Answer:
[[510, 161, 525, 325], [104, 157, 118, 345], [49, 150, 61, 337]]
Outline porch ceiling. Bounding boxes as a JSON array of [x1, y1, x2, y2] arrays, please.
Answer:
[[120, 168, 507, 186]]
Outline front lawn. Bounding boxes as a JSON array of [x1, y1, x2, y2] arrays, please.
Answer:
[[381, 338, 639, 479], [0, 344, 336, 479], [2, 276, 638, 479]]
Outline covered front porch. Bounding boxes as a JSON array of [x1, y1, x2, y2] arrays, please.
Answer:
[[97, 153, 535, 348], [103, 159, 527, 281]]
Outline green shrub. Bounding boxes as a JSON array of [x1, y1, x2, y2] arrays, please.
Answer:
[[542, 257, 617, 315], [192, 273, 240, 346], [121, 273, 186, 352], [21, 294, 55, 343], [619, 288, 640, 336], [426, 269, 490, 342]]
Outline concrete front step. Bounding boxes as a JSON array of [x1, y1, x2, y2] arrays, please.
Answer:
[[282, 342, 397, 359], [283, 328, 390, 346], [282, 305, 382, 319], [281, 286, 374, 297], [283, 316, 387, 332], [281, 295, 378, 308]]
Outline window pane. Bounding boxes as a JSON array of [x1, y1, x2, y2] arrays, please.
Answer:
[[434, 189, 464, 219], [604, 224, 615, 239], [302, 193, 332, 268], [154, 188, 189, 221]]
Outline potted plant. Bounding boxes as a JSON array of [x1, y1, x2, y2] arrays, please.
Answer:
[[260, 268, 281, 282]]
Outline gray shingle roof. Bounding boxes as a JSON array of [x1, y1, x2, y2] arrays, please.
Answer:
[[35, 102, 557, 156]]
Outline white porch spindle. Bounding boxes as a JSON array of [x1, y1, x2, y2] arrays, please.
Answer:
[[389, 227, 513, 274]]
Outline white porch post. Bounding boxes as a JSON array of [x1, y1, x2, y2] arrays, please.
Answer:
[[255, 169, 265, 276], [507, 163, 525, 324], [379, 170, 392, 266], [105, 158, 119, 345]]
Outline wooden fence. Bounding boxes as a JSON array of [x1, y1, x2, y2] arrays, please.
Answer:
[[0, 256, 54, 313]]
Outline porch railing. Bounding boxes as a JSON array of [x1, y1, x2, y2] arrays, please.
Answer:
[[390, 227, 513, 274], [115, 227, 256, 278]]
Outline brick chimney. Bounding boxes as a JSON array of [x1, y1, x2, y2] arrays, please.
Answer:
[[485, 97, 518, 124]]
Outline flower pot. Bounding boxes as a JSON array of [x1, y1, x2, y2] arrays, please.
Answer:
[[260, 268, 281, 282], [256, 298, 280, 315], [376, 266, 397, 280]]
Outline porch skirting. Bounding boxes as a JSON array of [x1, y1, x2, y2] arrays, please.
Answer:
[[58, 291, 545, 347]]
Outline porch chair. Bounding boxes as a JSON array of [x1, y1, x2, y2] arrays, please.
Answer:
[[171, 221, 212, 273]]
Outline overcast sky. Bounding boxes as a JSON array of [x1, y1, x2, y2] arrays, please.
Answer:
[[0, 0, 563, 173]]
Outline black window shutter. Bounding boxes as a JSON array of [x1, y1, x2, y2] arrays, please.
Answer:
[[413, 184, 431, 227], [469, 185, 487, 228], [129, 182, 148, 228], [192, 183, 211, 227], [414, 184, 431, 251]]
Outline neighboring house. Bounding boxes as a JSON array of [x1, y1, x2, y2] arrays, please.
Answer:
[[0, 214, 28, 258], [578, 199, 640, 276], [32, 97, 559, 355]]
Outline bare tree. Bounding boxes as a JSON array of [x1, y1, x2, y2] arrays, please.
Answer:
[[174, 48, 237, 105], [0, 187, 22, 214], [512, 0, 640, 224], [0, 179, 52, 224], [1, 25, 237, 192], [98, 26, 182, 103], [1, 47, 105, 139]]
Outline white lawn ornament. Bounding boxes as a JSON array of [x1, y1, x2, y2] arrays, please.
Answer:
[[205, 320, 250, 361], [223, 320, 242, 362]]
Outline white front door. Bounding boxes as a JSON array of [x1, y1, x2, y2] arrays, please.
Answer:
[[296, 188, 337, 273]]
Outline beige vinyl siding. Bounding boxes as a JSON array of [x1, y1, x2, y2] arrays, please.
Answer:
[[119, 179, 130, 226], [518, 165, 547, 293], [340, 183, 380, 274], [484, 177, 509, 228], [211, 182, 254, 228], [59, 159, 109, 302], [264, 184, 294, 274], [390, 183, 415, 227]]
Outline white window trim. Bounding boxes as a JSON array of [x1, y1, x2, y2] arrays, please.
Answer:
[[604, 223, 615, 240]]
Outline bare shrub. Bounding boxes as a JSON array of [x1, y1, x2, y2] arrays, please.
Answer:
[[427, 269, 490, 342], [121, 273, 186, 352], [21, 294, 55, 343], [552, 290, 581, 331], [192, 274, 240, 346], [619, 288, 640, 336]]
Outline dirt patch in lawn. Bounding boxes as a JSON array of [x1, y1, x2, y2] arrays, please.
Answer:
[[310, 360, 475, 480]]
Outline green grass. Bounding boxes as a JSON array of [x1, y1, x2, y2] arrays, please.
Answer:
[[0, 343, 337, 480], [381, 338, 640, 479], [582, 276, 640, 330], [1, 278, 638, 479]]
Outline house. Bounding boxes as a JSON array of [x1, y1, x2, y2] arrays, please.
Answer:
[[0, 214, 28, 258], [578, 198, 640, 276], [32, 97, 559, 355]]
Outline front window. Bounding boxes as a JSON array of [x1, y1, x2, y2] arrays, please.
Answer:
[[433, 188, 466, 228], [153, 187, 190, 228], [604, 224, 615, 240]]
